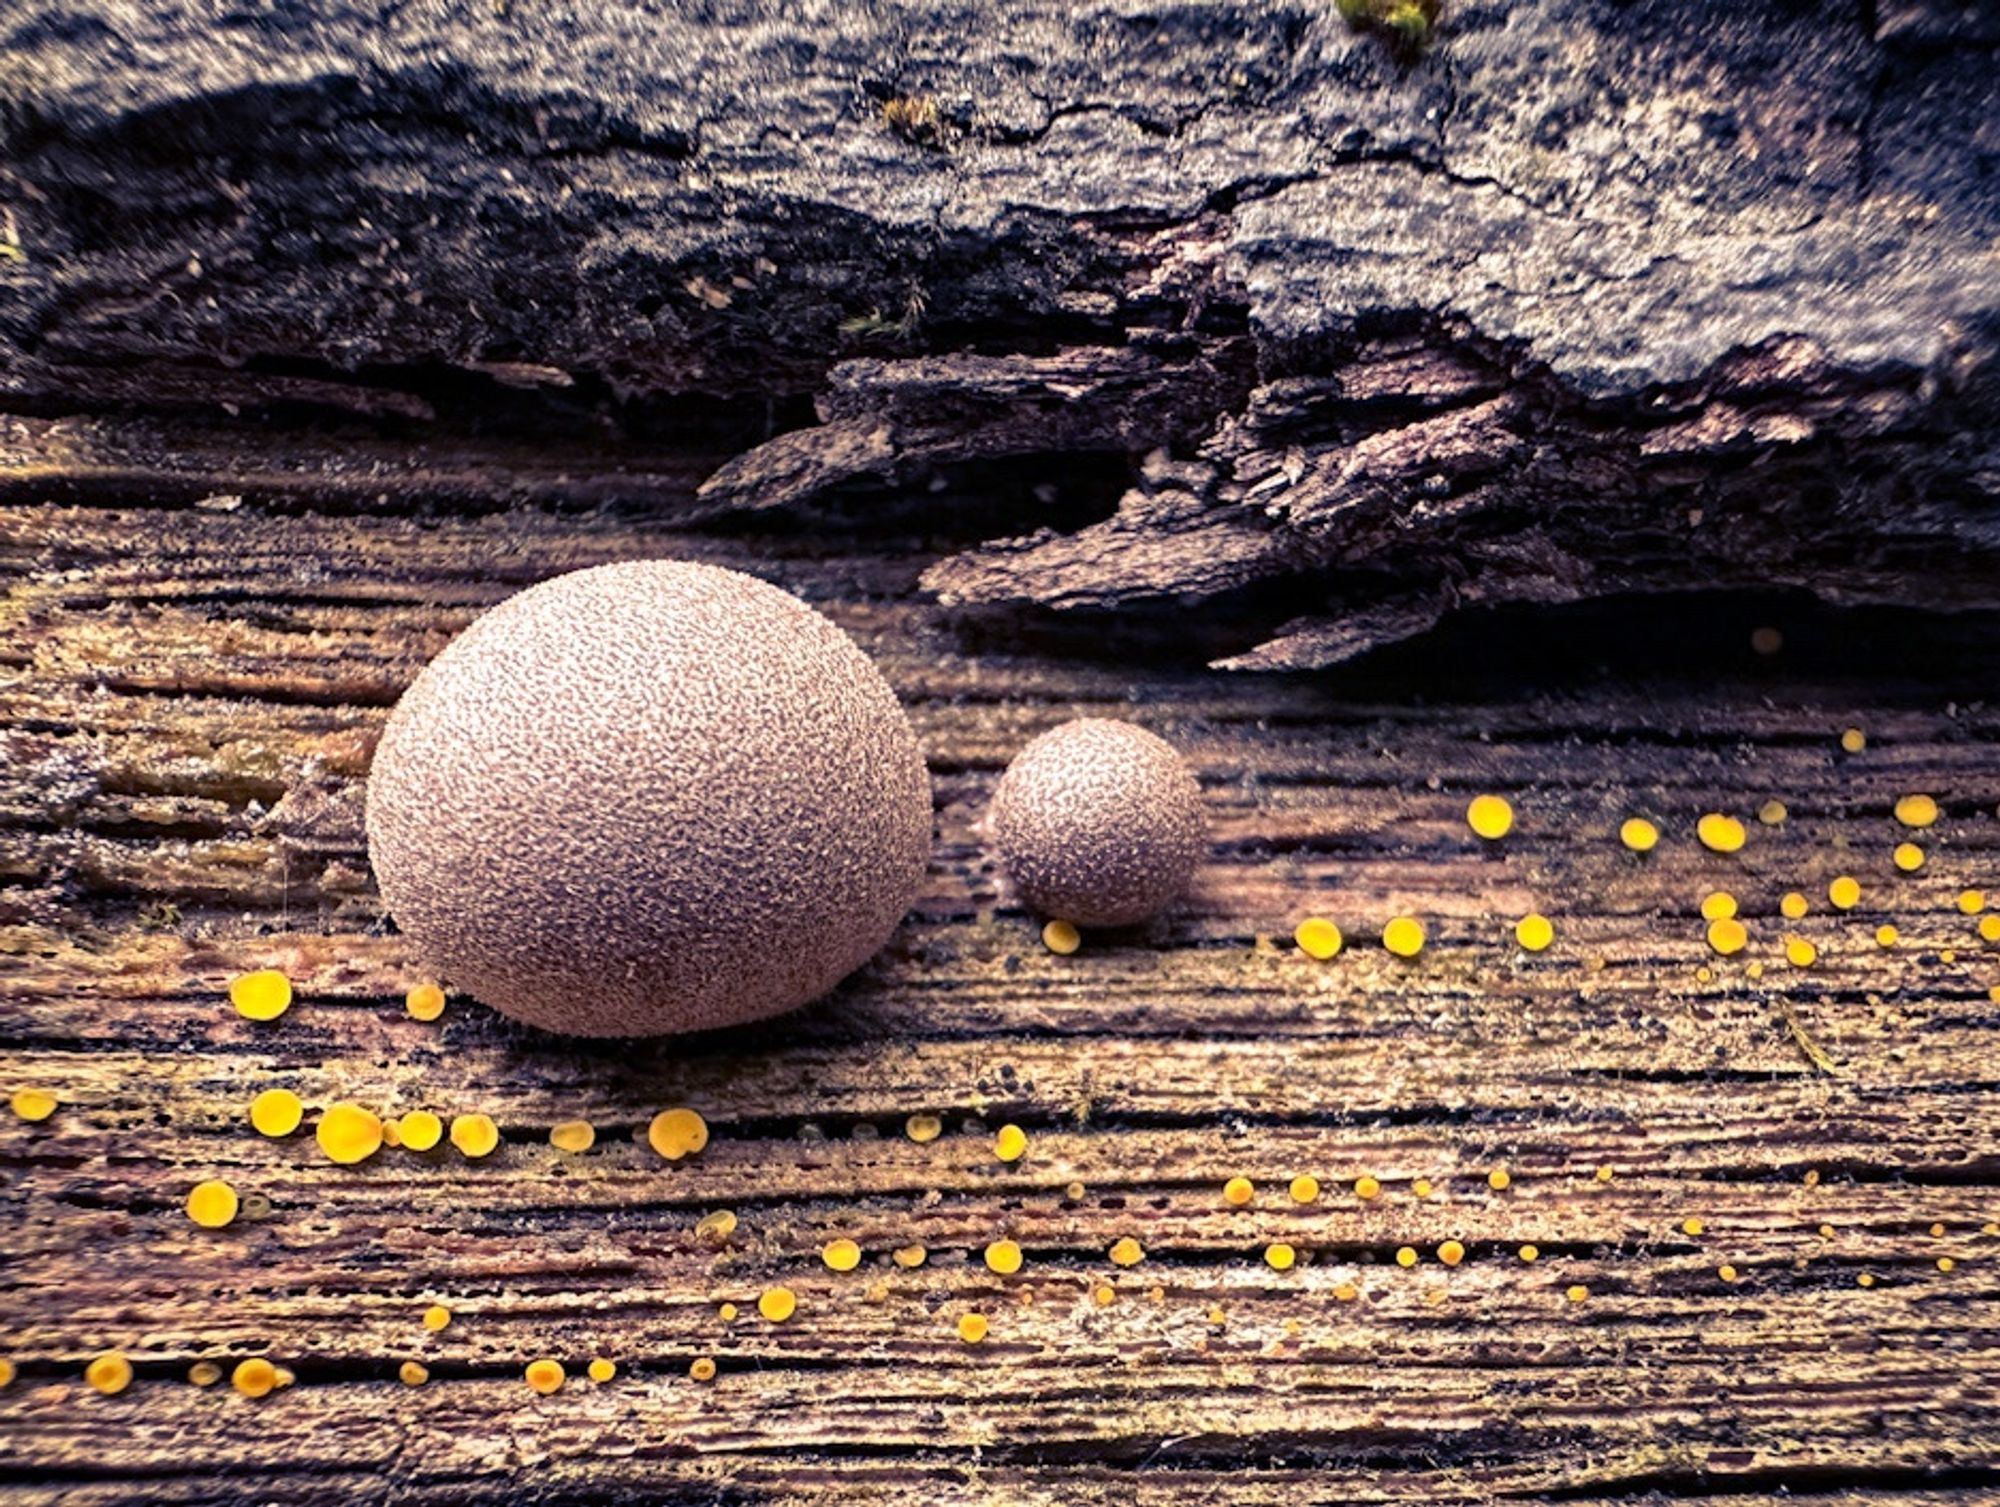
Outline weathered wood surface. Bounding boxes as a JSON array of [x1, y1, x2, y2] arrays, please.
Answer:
[[2, 477, 1999, 1506]]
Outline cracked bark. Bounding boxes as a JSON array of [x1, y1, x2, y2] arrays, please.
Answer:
[[1, 0, 1997, 672]]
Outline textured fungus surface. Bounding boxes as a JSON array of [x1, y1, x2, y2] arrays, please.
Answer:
[[991, 718, 1207, 928], [365, 561, 932, 1036]]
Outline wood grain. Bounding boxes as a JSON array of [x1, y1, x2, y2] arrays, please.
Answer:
[[2, 491, 1999, 1506]]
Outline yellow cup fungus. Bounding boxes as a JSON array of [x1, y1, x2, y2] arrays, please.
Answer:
[[449, 1113, 500, 1158], [984, 1239, 1024, 1276], [1466, 794, 1513, 840], [399, 1361, 429, 1386], [1353, 1175, 1381, 1200], [188, 1361, 222, 1387], [696, 1210, 738, 1244], [1264, 1243, 1296, 1271], [588, 1358, 616, 1383], [648, 1107, 708, 1161], [1706, 917, 1749, 955], [1515, 913, 1554, 952], [10, 1089, 57, 1123], [422, 1305, 451, 1332], [1395, 1246, 1418, 1267], [524, 1359, 565, 1394], [1700, 892, 1738, 922], [689, 1356, 718, 1381], [1719, 1264, 1739, 1282], [1759, 800, 1788, 825], [1619, 817, 1660, 853], [1784, 937, 1818, 968], [1108, 1237, 1144, 1267], [994, 1124, 1028, 1163], [229, 969, 293, 1022], [232, 1358, 278, 1399], [1779, 892, 1808, 920], [1294, 917, 1343, 960], [185, 1179, 239, 1229], [992, 719, 1206, 928], [1518, 1244, 1539, 1262], [1893, 841, 1925, 872], [822, 1239, 863, 1273], [1223, 1176, 1255, 1207], [1438, 1240, 1466, 1267], [757, 1287, 796, 1322], [1958, 890, 1986, 916], [904, 1113, 943, 1143], [247, 1088, 302, 1138], [549, 1120, 595, 1153], [1840, 727, 1866, 753], [85, 1352, 133, 1395], [1696, 813, 1746, 853], [1829, 875, 1862, 910], [1980, 915, 2000, 942], [316, 1102, 384, 1165], [957, 1313, 989, 1344], [404, 983, 446, 1022], [1894, 793, 1939, 828], [1682, 1216, 1706, 1236], [1382, 916, 1425, 958], [1488, 1169, 1511, 1192], [894, 1244, 928, 1268], [398, 1110, 444, 1152], [1288, 1175, 1320, 1204], [1875, 924, 1899, 948], [1566, 1284, 1589, 1304], [1041, 919, 1082, 955]]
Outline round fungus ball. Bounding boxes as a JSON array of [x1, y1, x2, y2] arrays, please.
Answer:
[[990, 718, 1205, 928], [365, 561, 932, 1037]]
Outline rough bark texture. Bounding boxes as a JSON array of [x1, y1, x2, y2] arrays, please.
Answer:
[[3, 0, 1999, 665]]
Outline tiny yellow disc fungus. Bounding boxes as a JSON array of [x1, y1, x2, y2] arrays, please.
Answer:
[[984, 1239, 1024, 1276], [1294, 917, 1343, 960], [1412, 1178, 1435, 1199], [1697, 813, 1746, 854], [957, 1313, 989, 1344], [1041, 920, 1081, 955], [232, 1358, 278, 1399], [689, 1356, 718, 1381], [719, 1302, 738, 1320], [1264, 1243, 1296, 1271], [1354, 1174, 1381, 1200], [1829, 875, 1862, 910], [1288, 1175, 1320, 1204], [1682, 1217, 1706, 1237], [1840, 727, 1867, 754], [1488, 1169, 1511, 1192], [549, 1120, 596, 1153], [399, 1361, 429, 1386], [1938, 1256, 1957, 1273], [1958, 890, 1986, 916], [822, 1238, 863, 1273], [10, 1088, 57, 1123], [1719, 1264, 1739, 1282], [994, 1124, 1028, 1163], [1979, 915, 2000, 942], [381, 1119, 403, 1149], [1894, 793, 1939, 828], [1223, 1176, 1254, 1207], [1092, 1283, 1115, 1306], [1566, 1284, 1589, 1304], [1395, 1246, 1418, 1268], [1620, 817, 1660, 853], [1784, 936, 1818, 968], [1596, 1165, 1615, 1183], [904, 1113, 943, 1143], [1707, 917, 1749, 956], [398, 1110, 443, 1152], [188, 1361, 222, 1387], [524, 1358, 565, 1394], [186, 1179, 239, 1230], [1333, 1283, 1359, 1302], [1700, 892, 1738, 922], [316, 1102, 385, 1165], [1858, 1273, 1876, 1288], [1438, 1240, 1465, 1267], [1695, 966, 1713, 983], [1516, 913, 1554, 952], [1780, 892, 1808, 920], [404, 983, 446, 1022], [1518, 1244, 1539, 1263], [1875, 924, 1899, 948], [450, 1113, 499, 1158], [230, 969, 293, 1022], [1894, 842, 1925, 873], [1382, 917, 1425, 958], [758, 1287, 796, 1322], [588, 1358, 616, 1383], [423, 1304, 452, 1332], [1466, 795, 1514, 840], [894, 1244, 928, 1268], [85, 1352, 133, 1395], [1109, 1236, 1144, 1267], [648, 1107, 708, 1161], [0, 1359, 13, 1388], [1759, 800, 1788, 825]]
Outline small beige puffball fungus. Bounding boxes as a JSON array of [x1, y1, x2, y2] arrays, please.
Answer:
[[991, 718, 1205, 927], [365, 561, 932, 1036]]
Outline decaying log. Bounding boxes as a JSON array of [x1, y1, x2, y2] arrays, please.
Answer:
[[4, 0, 1999, 664]]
